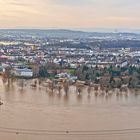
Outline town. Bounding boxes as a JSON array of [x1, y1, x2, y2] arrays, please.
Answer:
[[0, 29, 140, 90]]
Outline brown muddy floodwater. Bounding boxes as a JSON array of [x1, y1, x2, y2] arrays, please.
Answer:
[[0, 78, 140, 140]]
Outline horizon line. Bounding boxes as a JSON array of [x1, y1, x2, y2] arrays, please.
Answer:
[[0, 28, 140, 33]]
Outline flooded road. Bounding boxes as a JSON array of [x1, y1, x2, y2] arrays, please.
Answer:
[[0, 78, 140, 140]]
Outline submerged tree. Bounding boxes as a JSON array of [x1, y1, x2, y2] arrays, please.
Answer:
[[63, 80, 69, 95]]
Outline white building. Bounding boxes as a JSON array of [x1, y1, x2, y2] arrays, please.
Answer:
[[14, 68, 33, 78]]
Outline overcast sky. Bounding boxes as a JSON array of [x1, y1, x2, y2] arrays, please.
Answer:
[[0, 0, 140, 30]]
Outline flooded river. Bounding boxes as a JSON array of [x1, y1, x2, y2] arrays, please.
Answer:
[[0, 78, 140, 140]]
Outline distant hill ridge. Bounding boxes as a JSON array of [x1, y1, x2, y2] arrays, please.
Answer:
[[0, 29, 139, 38]]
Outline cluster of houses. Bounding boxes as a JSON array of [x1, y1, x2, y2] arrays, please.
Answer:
[[0, 37, 140, 79]]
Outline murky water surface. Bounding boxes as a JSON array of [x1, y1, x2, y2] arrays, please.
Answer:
[[0, 78, 140, 140]]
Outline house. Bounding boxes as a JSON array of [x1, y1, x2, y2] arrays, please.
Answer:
[[14, 68, 33, 78], [55, 73, 71, 78]]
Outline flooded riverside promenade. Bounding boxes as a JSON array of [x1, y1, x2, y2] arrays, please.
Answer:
[[0, 77, 140, 140]]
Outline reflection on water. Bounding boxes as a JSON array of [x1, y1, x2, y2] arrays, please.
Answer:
[[77, 94, 82, 103], [1, 78, 140, 140], [64, 93, 69, 104], [1, 78, 140, 105], [57, 92, 62, 99]]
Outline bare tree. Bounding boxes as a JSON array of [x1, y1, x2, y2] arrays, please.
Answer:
[[63, 80, 69, 95], [30, 80, 37, 88], [94, 85, 99, 91], [58, 83, 62, 94]]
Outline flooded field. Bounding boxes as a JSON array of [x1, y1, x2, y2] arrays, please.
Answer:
[[0, 78, 140, 140]]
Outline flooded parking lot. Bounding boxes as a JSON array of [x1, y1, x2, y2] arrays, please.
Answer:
[[0, 78, 140, 140]]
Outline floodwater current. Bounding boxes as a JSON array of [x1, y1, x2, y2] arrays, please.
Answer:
[[0, 78, 140, 140]]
